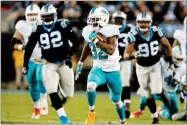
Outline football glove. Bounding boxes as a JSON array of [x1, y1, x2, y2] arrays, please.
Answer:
[[75, 61, 83, 81], [22, 67, 28, 75], [88, 32, 97, 42], [129, 51, 142, 60]]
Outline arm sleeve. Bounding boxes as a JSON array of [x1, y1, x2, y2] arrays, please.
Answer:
[[24, 32, 37, 67]]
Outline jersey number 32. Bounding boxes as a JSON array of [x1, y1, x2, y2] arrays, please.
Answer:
[[40, 31, 63, 49]]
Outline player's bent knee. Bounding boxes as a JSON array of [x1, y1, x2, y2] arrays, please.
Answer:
[[111, 95, 120, 103], [87, 82, 97, 92], [113, 100, 123, 109]]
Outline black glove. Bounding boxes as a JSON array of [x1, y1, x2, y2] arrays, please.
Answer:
[[65, 56, 72, 68], [22, 67, 28, 75]]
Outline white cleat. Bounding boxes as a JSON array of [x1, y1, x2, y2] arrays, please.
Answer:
[[31, 113, 40, 119], [41, 107, 48, 116]]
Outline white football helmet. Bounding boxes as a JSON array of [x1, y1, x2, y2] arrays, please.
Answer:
[[183, 16, 186, 31], [40, 4, 57, 25], [25, 4, 40, 25], [112, 11, 127, 26], [136, 12, 152, 32], [87, 6, 109, 31], [172, 46, 186, 66]]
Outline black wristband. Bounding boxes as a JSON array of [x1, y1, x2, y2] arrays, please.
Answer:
[[129, 55, 135, 60]]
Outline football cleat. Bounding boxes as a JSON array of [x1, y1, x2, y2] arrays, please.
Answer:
[[31, 108, 40, 119], [41, 107, 48, 116], [130, 110, 143, 118], [60, 116, 72, 124], [85, 112, 96, 124]]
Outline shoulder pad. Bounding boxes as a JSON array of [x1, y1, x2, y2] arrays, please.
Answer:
[[152, 26, 164, 37], [152, 26, 159, 32], [60, 19, 70, 28], [130, 29, 138, 35], [15, 20, 26, 30]]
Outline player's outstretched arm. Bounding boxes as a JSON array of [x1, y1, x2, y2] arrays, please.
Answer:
[[95, 36, 117, 55], [23, 32, 37, 73], [10, 30, 25, 50], [75, 42, 90, 81], [160, 37, 172, 63]]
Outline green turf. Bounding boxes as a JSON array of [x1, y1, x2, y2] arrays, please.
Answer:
[[1, 92, 186, 124]]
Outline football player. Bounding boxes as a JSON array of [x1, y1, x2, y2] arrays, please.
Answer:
[[10, 4, 48, 119], [112, 11, 135, 118], [124, 12, 172, 124], [131, 46, 186, 120], [173, 16, 186, 54], [23, 4, 80, 124], [75, 7, 126, 124]]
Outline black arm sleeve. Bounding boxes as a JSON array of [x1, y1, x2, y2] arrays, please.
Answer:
[[10, 37, 22, 50], [65, 24, 80, 55], [24, 32, 37, 67]]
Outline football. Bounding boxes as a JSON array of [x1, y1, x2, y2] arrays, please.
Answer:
[[97, 32, 107, 43]]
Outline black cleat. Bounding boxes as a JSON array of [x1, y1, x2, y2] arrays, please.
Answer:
[[125, 110, 130, 119], [152, 118, 159, 124]]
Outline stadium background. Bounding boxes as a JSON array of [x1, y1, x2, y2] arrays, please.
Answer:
[[1, 1, 187, 124], [1, 1, 186, 91]]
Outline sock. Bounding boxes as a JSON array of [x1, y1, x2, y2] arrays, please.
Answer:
[[34, 99, 41, 109], [121, 87, 131, 102], [49, 92, 62, 110], [57, 107, 67, 117], [40, 93, 48, 108], [146, 97, 157, 116], [115, 101, 126, 121], [87, 90, 96, 108], [139, 96, 147, 111]]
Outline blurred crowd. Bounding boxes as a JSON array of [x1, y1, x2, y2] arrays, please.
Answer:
[[1, 1, 186, 90], [1, 1, 186, 34]]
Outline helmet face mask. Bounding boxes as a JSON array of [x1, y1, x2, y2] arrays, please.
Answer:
[[87, 7, 109, 31], [25, 4, 40, 25], [40, 4, 57, 25], [136, 12, 152, 33]]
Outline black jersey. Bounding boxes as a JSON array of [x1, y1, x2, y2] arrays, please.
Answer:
[[128, 26, 164, 66], [24, 19, 79, 67], [118, 24, 133, 61]]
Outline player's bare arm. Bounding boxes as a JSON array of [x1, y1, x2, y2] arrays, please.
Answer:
[[95, 35, 117, 55], [123, 42, 136, 60], [160, 37, 172, 57], [10, 30, 24, 50], [79, 42, 91, 62]]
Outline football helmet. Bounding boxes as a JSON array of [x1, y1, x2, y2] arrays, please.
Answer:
[[112, 11, 127, 26], [40, 4, 57, 25], [172, 46, 186, 66], [25, 4, 40, 25], [136, 12, 152, 32], [87, 6, 109, 31]]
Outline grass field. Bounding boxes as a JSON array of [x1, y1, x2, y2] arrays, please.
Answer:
[[1, 91, 186, 124]]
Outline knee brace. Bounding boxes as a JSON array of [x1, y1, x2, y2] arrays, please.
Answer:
[[113, 100, 123, 109], [87, 82, 97, 92]]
